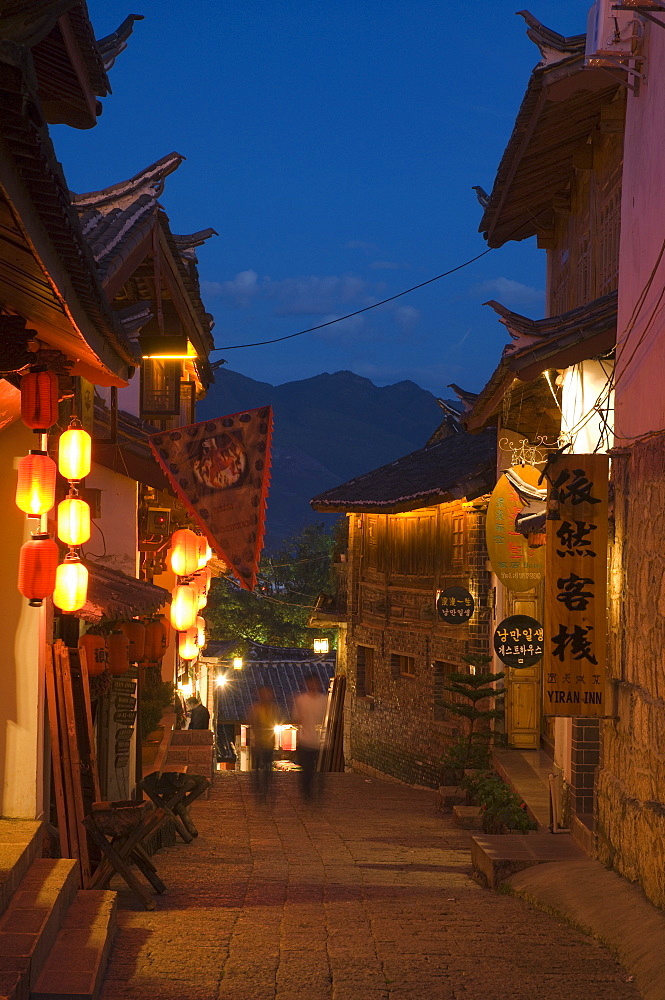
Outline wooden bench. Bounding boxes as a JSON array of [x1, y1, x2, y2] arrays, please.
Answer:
[[84, 800, 167, 911], [138, 766, 210, 844]]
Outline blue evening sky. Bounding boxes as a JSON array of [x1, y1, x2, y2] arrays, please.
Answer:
[[55, 1, 586, 396]]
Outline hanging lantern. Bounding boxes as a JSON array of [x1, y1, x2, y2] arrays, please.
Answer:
[[144, 616, 169, 660], [107, 629, 130, 676], [53, 557, 88, 612], [20, 370, 59, 432], [58, 419, 91, 481], [119, 619, 146, 662], [170, 583, 197, 631], [191, 566, 212, 593], [57, 496, 91, 546], [169, 528, 200, 577], [15, 451, 56, 516], [197, 587, 207, 610], [197, 535, 212, 569], [78, 633, 107, 678], [196, 615, 206, 649], [17, 533, 58, 606], [178, 627, 199, 661]]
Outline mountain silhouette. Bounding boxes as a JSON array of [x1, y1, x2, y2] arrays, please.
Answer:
[[197, 368, 444, 546]]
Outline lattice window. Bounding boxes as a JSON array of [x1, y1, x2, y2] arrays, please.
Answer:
[[390, 653, 415, 678], [452, 514, 465, 568], [598, 186, 621, 295], [140, 360, 181, 417], [356, 645, 374, 697]]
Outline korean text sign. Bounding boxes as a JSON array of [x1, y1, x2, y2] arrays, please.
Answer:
[[544, 454, 608, 717]]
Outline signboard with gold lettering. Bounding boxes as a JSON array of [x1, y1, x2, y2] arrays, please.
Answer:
[[436, 586, 474, 623], [543, 454, 608, 717], [486, 466, 546, 592]]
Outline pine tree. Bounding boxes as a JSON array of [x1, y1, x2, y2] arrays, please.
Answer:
[[440, 653, 505, 773]]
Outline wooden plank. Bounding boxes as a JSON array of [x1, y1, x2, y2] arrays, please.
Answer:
[[78, 644, 101, 803], [57, 642, 91, 886], [44, 644, 70, 858]]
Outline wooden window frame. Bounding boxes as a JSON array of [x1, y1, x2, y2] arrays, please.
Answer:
[[140, 359, 181, 417], [390, 652, 415, 678], [356, 645, 375, 697]]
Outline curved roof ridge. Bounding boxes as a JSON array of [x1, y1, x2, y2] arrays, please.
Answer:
[[516, 10, 586, 66], [97, 13, 144, 71], [71, 151, 185, 209], [172, 228, 219, 249]]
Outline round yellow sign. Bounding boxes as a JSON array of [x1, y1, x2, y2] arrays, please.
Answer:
[[485, 465, 545, 592]]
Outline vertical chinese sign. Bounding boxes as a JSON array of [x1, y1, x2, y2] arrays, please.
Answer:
[[544, 454, 608, 717]]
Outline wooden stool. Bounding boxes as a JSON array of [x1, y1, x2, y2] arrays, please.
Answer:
[[139, 768, 211, 843], [84, 800, 167, 911]]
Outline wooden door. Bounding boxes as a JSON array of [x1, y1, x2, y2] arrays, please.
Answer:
[[505, 589, 541, 749]]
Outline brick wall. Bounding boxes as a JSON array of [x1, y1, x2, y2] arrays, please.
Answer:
[[596, 436, 665, 908], [166, 730, 215, 792], [343, 504, 492, 788]]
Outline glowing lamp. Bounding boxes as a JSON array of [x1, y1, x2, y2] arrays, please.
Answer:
[[107, 629, 130, 675], [169, 528, 200, 577], [233, 657, 243, 670], [17, 533, 58, 606], [53, 558, 88, 612], [78, 633, 107, 677], [197, 535, 212, 569], [119, 619, 146, 662], [170, 583, 197, 631], [20, 370, 59, 431], [313, 637, 329, 654], [57, 496, 91, 545], [197, 588, 207, 610], [216, 674, 228, 687], [144, 616, 169, 660], [58, 422, 91, 480], [196, 615, 206, 648], [179, 627, 199, 661], [15, 451, 56, 515]]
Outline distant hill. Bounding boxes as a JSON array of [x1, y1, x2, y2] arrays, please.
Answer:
[[197, 369, 444, 547]]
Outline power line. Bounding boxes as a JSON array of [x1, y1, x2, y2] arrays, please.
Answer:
[[210, 247, 493, 351]]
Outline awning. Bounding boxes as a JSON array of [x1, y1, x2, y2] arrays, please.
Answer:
[[76, 561, 170, 624]]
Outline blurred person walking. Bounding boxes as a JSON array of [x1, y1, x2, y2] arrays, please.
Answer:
[[292, 674, 328, 803], [187, 695, 210, 730], [248, 685, 279, 805]]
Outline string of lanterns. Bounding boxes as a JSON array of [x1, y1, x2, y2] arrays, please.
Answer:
[[168, 528, 212, 663], [15, 366, 93, 612], [78, 614, 171, 680]]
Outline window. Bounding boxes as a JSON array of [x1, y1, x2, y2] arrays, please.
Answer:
[[179, 380, 196, 426], [390, 653, 415, 678], [434, 661, 457, 721], [452, 514, 465, 567], [356, 645, 374, 697], [140, 359, 181, 417]]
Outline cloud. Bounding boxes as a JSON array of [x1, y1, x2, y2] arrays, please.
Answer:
[[471, 276, 544, 308], [394, 305, 420, 333], [204, 269, 378, 318], [202, 270, 261, 307], [370, 260, 401, 270]]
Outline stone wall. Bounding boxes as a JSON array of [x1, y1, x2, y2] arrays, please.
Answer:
[[596, 435, 665, 908], [344, 508, 492, 787]]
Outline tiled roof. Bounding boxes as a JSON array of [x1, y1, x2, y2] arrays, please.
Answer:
[[77, 560, 170, 624], [310, 429, 496, 514], [96, 14, 144, 71], [465, 291, 617, 431], [212, 657, 336, 724]]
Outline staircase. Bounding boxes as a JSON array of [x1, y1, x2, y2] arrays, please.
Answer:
[[0, 821, 116, 1000]]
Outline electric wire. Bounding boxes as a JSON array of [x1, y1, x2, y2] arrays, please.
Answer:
[[210, 247, 493, 351]]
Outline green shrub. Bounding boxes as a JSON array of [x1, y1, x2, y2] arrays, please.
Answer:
[[462, 770, 537, 834]]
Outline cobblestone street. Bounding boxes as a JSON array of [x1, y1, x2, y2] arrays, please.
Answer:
[[101, 773, 639, 1000]]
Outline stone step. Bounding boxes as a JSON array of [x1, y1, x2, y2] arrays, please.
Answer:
[[435, 786, 466, 813], [470, 832, 584, 889], [0, 823, 43, 919], [31, 891, 116, 1000], [452, 805, 484, 830], [0, 859, 79, 991]]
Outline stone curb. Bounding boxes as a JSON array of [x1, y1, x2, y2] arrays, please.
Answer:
[[505, 858, 665, 1000]]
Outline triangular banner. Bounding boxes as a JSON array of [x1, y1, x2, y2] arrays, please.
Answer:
[[148, 406, 273, 590]]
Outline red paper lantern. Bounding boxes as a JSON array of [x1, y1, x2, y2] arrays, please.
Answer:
[[15, 451, 56, 516], [169, 528, 200, 577], [170, 583, 197, 631], [78, 633, 107, 677], [144, 616, 170, 660], [178, 627, 199, 661], [20, 370, 59, 432], [119, 620, 146, 662], [107, 630, 130, 676], [53, 558, 88, 612], [17, 532, 58, 606]]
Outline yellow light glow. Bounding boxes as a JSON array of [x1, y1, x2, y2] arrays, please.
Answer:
[[273, 724, 284, 733], [178, 627, 199, 661], [58, 425, 91, 481], [57, 497, 91, 546], [216, 674, 228, 687], [170, 583, 197, 631], [233, 657, 243, 670], [53, 559, 88, 612], [313, 637, 329, 654], [178, 679, 193, 698]]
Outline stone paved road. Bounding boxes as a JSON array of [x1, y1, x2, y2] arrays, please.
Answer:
[[101, 773, 640, 1000]]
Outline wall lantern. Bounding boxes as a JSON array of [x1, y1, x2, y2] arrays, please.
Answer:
[[57, 496, 91, 546], [233, 657, 243, 670], [78, 633, 107, 678], [17, 533, 59, 606], [58, 418, 91, 481], [53, 556, 88, 612], [107, 629, 130, 676], [169, 528, 200, 577], [15, 450, 56, 516], [313, 637, 330, 654], [20, 370, 58, 432], [178, 627, 199, 661], [170, 583, 198, 631]]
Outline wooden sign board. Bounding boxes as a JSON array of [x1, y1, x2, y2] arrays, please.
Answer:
[[486, 466, 546, 592], [543, 454, 608, 717], [436, 586, 474, 624]]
